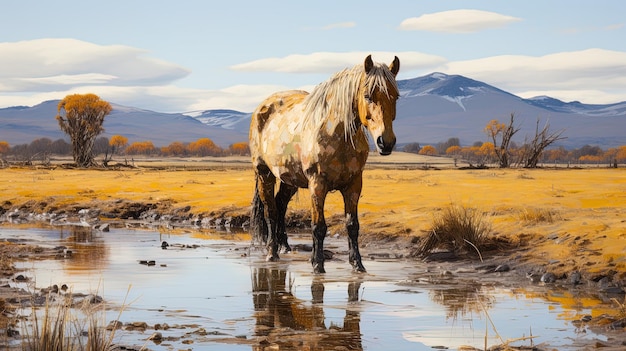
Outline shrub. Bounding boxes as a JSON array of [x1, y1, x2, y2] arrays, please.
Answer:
[[416, 204, 492, 257]]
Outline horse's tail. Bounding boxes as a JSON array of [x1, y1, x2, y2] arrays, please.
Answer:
[[250, 176, 268, 245]]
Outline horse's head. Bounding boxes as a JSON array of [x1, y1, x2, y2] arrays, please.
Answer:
[[357, 55, 400, 155]]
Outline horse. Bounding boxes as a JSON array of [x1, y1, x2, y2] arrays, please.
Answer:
[[249, 55, 400, 273]]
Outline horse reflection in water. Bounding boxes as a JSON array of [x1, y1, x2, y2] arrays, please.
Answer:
[[251, 267, 362, 350]]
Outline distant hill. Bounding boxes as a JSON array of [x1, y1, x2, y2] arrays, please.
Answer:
[[1, 72, 625, 148], [393, 73, 626, 148], [0, 101, 248, 147]]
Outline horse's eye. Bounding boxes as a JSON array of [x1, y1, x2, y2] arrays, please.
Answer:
[[364, 94, 372, 103]]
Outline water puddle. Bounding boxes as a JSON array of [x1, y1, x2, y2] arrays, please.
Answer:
[[0, 226, 615, 350]]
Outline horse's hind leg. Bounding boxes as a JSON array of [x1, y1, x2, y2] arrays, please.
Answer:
[[341, 174, 366, 272], [275, 182, 298, 253], [309, 177, 328, 274], [256, 167, 280, 261]]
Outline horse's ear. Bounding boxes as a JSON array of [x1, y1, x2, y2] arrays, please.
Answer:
[[364, 55, 374, 73], [389, 56, 400, 77]]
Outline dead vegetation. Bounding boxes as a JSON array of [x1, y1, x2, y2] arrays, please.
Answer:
[[413, 204, 493, 258], [518, 207, 559, 223], [21, 291, 122, 351]]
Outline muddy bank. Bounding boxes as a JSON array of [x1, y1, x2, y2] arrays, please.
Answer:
[[0, 197, 246, 229]]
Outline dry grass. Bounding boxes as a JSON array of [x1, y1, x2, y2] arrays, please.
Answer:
[[518, 207, 558, 223], [0, 252, 13, 272], [21, 293, 117, 351], [415, 204, 492, 257], [19, 284, 133, 351], [611, 296, 626, 320], [23, 296, 74, 351]]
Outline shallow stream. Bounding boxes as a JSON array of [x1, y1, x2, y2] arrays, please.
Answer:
[[1, 226, 617, 350]]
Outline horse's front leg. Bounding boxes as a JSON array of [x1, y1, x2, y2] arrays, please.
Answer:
[[341, 174, 366, 272], [257, 170, 280, 261], [309, 178, 328, 274]]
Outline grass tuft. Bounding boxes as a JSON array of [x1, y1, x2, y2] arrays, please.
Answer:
[[611, 296, 626, 320], [21, 290, 121, 351], [416, 204, 492, 257], [519, 207, 558, 223]]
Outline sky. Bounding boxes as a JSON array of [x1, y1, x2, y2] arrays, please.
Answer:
[[1, 0, 625, 113]]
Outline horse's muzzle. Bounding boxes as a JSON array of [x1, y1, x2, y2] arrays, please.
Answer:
[[377, 136, 396, 155]]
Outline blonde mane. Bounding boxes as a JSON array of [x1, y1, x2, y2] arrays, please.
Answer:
[[302, 62, 399, 144]]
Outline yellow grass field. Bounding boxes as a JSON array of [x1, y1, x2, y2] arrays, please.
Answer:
[[1, 154, 625, 278]]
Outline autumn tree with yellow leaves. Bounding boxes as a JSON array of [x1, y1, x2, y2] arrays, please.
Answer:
[[0, 141, 9, 155], [161, 141, 188, 156], [109, 135, 129, 155], [418, 145, 438, 156], [126, 141, 157, 155], [229, 142, 250, 156], [188, 138, 220, 156], [56, 93, 112, 167]]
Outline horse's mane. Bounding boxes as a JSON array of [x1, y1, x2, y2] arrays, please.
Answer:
[[302, 61, 399, 144]]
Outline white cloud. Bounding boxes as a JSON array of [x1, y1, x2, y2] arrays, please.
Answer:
[[186, 84, 298, 113], [605, 23, 625, 31], [0, 38, 190, 92], [399, 9, 521, 33], [230, 51, 446, 74], [83, 85, 279, 113], [434, 48, 626, 103], [321, 22, 356, 30], [0, 83, 295, 113], [17, 73, 118, 87], [2, 37, 626, 113]]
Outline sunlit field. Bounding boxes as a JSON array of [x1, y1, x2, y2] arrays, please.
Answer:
[[1, 153, 625, 277]]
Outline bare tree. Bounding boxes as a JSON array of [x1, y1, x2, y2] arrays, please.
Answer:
[[56, 93, 112, 167], [519, 118, 566, 168], [402, 142, 421, 154], [484, 113, 520, 168]]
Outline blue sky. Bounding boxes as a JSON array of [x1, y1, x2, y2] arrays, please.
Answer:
[[1, 0, 625, 112]]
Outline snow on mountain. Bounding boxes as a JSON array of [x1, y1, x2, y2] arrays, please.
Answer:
[[394, 72, 626, 148], [526, 95, 626, 117], [398, 73, 519, 112], [183, 109, 251, 130]]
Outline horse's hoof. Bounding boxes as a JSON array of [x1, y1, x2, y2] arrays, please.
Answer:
[[352, 263, 367, 273], [266, 254, 280, 262], [313, 264, 326, 274]]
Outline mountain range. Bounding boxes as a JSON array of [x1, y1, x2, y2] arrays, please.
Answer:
[[1, 72, 625, 149]]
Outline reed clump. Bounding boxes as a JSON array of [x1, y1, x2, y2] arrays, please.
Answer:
[[21, 292, 118, 351], [416, 204, 492, 257]]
